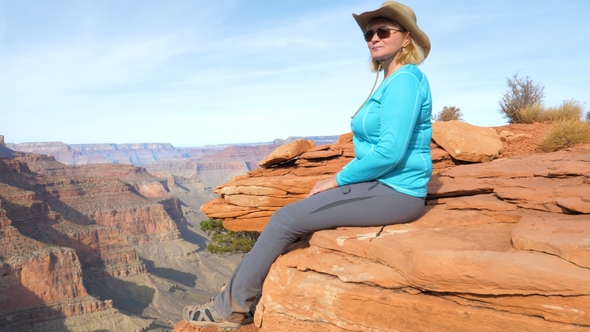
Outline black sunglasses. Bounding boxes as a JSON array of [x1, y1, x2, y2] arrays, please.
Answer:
[[363, 27, 404, 42]]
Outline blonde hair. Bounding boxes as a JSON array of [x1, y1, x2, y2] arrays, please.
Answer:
[[366, 17, 425, 72]]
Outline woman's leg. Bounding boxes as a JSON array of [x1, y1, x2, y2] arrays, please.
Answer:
[[213, 181, 424, 322]]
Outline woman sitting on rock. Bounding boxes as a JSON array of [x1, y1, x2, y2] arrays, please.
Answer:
[[183, 1, 433, 329]]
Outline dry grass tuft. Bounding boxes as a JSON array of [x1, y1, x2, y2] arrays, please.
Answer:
[[540, 119, 590, 152], [434, 106, 463, 122], [540, 99, 584, 122], [516, 103, 544, 123]]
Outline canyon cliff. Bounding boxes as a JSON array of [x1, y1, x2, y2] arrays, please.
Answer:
[[176, 122, 590, 332], [7, 136, 339, 223], [0, 150, 238, 330]]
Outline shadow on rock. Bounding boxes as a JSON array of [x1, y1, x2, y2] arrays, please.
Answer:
[[176, 219, 209, 250], [82, 270, 155, 316], [143, 258, 197, 288]]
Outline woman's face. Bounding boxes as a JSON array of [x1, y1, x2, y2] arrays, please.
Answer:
[[365, 22, 407, 62]]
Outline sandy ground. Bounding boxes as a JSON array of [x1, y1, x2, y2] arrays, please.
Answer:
[[492, 122, 551, 157]]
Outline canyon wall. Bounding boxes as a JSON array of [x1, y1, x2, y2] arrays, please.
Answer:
[[6, 135, 338, 223], [0, 151, 195, 330], [0, 134, 339, 330], [0, 166, 150, 331], [0, 158, 153, 330]]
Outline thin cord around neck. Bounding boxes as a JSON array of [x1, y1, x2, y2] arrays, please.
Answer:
[[351, 62, 382, 119]]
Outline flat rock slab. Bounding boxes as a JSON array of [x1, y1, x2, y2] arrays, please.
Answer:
[[309, 224, 590, 296], [512, 213, 590, 269]]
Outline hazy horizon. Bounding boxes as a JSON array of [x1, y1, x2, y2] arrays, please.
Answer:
[[2, 133, 341, 148]]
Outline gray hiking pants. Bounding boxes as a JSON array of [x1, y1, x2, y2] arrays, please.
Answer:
[[213, 181, 425, 322]]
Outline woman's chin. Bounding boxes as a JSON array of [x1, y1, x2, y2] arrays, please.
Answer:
[[372, 53, 394, 62]]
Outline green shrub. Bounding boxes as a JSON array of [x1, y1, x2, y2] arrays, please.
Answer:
[[434, 106, 463, 122], [516, 103, 544, 124], [499, 72, 545, 123], [540, 119, 590, 152], [200, 218, 260, 254], [200, 218, 227, 235], [540, 99, 584, 122]]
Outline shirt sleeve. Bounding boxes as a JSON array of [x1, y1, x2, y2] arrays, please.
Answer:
[[336, 72, 423, 186]]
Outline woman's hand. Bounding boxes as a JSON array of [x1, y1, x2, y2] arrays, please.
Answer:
[[307, 176, 338, 197]]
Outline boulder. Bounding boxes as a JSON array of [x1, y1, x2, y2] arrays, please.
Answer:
[[258, 139, 315, 168], [432, 121, 504, 162]]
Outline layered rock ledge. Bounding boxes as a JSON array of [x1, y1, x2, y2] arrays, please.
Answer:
[[187, 124, 590, 331]]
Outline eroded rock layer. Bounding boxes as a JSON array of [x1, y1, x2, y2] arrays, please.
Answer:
[[0, 154, 184, 329], [201, 134, 458, 232], [194, 127, 589, 331], [254, 143, 590, 331]]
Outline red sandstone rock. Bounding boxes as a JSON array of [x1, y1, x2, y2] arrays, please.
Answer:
[[203, 130, 522, 232], [432, 121, 505, 162], [194, 135, 590, 331], [0, 245, 113, 328], [512, 213, 590, 269], [444, 193, 518, 211], [258, 259, 590, 332], [300, 149, 342, 160], [0, 155, 183, 328], [173, 320, 258, 332], [257, 139, 315, 168]]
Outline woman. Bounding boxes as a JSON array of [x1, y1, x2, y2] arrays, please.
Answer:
[[183, 1, 432, 329]]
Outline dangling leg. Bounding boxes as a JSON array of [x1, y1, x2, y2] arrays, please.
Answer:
[[184, 181, 424, 328]]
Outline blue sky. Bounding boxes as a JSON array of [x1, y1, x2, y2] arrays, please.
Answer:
[[1, 0, 588, 147]]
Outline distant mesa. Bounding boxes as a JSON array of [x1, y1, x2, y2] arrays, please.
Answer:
[[4, 136, 339, 166]]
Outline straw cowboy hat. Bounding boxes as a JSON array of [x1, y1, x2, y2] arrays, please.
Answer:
[[353, 1, 431, 58]]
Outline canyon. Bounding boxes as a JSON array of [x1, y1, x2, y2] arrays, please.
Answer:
[[0, 134, 337, 331], [3, 123, 590, 331]]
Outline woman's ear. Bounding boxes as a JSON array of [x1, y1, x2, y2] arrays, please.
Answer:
[[403, 32, 411, 48]]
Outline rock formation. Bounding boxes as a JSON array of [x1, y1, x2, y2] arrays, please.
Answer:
[[201, 133, 458, 232], [0, 150, 233, 330], [0, 157, 154, 330], [17, 154, 181, 243], [0, 134, 339, 330], [431, 120, 505, 162], [185, 122, 590, 331]]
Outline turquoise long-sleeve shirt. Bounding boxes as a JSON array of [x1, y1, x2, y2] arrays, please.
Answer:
[[336, 64, 433, 198]]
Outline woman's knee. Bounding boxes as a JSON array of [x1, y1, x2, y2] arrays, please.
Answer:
[[266, 204, 305, 237]]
